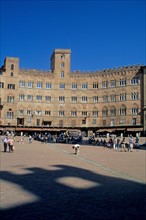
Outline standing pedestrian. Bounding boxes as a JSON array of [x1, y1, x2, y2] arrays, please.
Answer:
[[113, 136, 117, 150], [45, 135, 48, 144], [19, 136, 24, 144], [117, 137, 121, 150], [121, 137, 127, 152], [3, 136, 8, 152], [8, 137, 14, 152], [135, 137, 140, 149], [2, 135, 5, 144], [28, 135, 32, 144], [129, 135, 134, 152], [109, 138, 113, 149]]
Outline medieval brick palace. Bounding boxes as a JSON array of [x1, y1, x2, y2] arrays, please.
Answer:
[[0, 49, 146, 136]]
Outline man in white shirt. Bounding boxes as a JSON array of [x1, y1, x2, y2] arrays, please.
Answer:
[[129, 135, 134, 152], [3, 136, 8, 152]]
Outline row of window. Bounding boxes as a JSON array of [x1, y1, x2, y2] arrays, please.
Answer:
[[19, 78, 138, 89], [5, 114, 138, 126], [6, 114, 137, 126], [0, 78, 139, 90], [6, 106, 138, 119], [6, 93, 139, 103]]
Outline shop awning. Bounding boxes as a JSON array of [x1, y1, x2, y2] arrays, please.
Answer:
[[127, 128, 143, 132], [15, 127, 66, 132], [15, 128, 32, 131], [114, 128, 125, 131], [5, 127, 16, 131], [96, 129, 114, 133]]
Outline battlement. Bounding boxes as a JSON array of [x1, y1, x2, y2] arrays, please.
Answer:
[[19, 68, 52, 76], [50, 49, 71, 61], [70, 64, 143, 76], [52, 49, 71, 54]]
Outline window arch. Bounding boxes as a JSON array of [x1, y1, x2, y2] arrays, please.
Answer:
[[119, 105, 126, 116], [11, 64, 14, 70], [110, 78, 116, 87], [7, 110, 14, 119], [82, 107, 87, 117], [71, 107, 77, 117], [102, 107, 108, 116], [92, 108, 98, 117], [60, 62, 65, 68], [119, 78, 126, 86], [60, 71, 64, 78], [61, 54, 65, 59], [119, 92, 126, 101], [110, 106, 116, 116], [27, 109, 32, 116], [35, 106, 42, 116], [131, 92, 139, 100], [132, 104, 139, 115]]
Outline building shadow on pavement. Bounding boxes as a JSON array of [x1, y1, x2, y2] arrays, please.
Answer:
[[1, 164, 146, 220]]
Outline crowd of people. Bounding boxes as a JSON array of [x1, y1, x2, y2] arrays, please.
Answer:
[[33, 132, 83, 144], [2, 136, 14, 153], [1, 131, 33, 153], [1, 129, 141, 153], [88, 135, 140, 152]]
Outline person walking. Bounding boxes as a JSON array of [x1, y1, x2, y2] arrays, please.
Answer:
[[28, 135, 32, 144], [121, 137, 127, 152], [113, 136, 117, 150], [108, 138, 113, 149], [8, 137, 14, 152], [117, 137, 121, 150], [129, 135, 134, 152], [135, 137, 140, 149], [3, 136, 8, 152], [19, 136, 24, 144]]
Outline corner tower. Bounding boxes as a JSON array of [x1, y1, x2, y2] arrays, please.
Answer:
[[50, 49, 71, 75]]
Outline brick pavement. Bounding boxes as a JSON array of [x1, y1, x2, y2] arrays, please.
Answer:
[[0, 137, 146, 220]]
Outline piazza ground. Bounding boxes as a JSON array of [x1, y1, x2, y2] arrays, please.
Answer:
[[0, 137, 146, 220]]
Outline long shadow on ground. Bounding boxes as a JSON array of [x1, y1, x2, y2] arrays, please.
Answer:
[[1, 164, 146, 220]]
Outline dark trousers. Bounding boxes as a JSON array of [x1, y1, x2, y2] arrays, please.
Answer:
[[4, 142, 7, 152], [9, 144, 13, 152]]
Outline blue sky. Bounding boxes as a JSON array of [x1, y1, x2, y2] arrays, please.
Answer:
[[0, 0, 145, 71]]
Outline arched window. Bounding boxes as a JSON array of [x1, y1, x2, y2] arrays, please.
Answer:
[[7, 111, 14, 119], [60, 71, 64, 78], [92, 110, 98, 117], [102, 107, 108, 116], [131, 92, 139, 100], [132, 104, 138, 115], [119, 93, 126, 101], [11, 64, 14, 70], [119, 105, 126, 115], [61, 54, 65, 59], [60, 62, 65, 68], [71, 108, 77, 117], [119, 78, 126, 86], [110, 107, 116, 116]]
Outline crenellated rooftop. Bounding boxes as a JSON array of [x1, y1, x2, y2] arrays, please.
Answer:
[[19, 68, 53, 76], [17, 64, 144, 78], [70, 64, 143, 76]]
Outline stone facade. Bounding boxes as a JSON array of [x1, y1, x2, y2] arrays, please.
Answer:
[[0, 49, 145, 135]]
